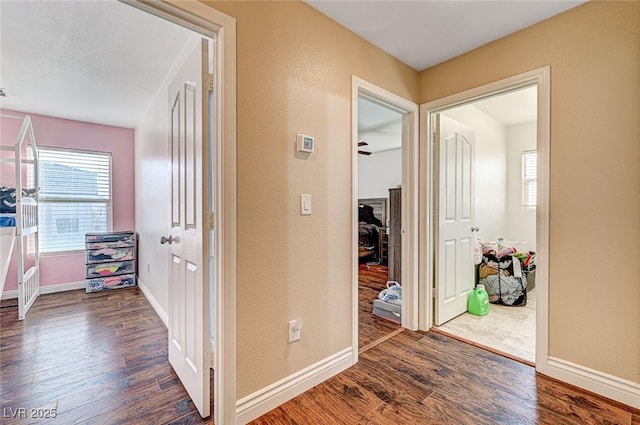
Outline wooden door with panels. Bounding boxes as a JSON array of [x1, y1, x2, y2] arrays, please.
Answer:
[[165, 38, 212, 418]]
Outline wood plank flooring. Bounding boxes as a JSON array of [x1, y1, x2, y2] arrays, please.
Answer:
[[252, 330, 640, 424], [3, 286, 639, 425], [0, 288, 213, 424], [358, 264, 400, 352]]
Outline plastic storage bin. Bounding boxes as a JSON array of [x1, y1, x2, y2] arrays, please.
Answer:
[[86, 274, 136, 293], [85, 231, 136, 293]]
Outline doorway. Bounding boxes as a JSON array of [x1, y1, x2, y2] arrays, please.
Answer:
[[432, 86, 538, 363], [420, 67, 550, 370], [351, 77, 419, 359], [356, 94, 404, 351], [0, 1, 237, 423], [125, 2, 237, 423]]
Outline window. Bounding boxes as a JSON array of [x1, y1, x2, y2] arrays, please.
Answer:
[[521, 150, 537, 209], [38, 148, 112, 253]]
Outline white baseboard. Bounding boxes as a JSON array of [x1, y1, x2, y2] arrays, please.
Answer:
[[137, 276, 168, 327], [545, 357, 640, 409], [236, 347, 354, 424], [1, 289, 15, 300], [1, 280, 85, 300]]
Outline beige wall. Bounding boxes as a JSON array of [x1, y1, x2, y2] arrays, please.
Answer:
[[206, 1, 419, 397], [420, 1, 640, 383]]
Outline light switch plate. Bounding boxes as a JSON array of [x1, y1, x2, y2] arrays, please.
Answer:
[[301, 194, 311, 215]]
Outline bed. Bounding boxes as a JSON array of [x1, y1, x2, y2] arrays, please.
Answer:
[[0, 114, 40, 319], [358, 198, 386, 262]]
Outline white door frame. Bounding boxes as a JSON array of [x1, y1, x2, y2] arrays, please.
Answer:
[[419, 67, 550, 371], [351, 77, 419, 362], [122, 2, 237, 424]]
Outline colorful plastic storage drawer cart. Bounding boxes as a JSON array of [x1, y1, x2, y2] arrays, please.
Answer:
[[85, 231, 136, 293]]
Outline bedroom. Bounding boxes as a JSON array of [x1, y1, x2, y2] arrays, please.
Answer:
[[433, 86, 538, 364], [355, 84, 538, 364], [356, 95, 404, 351], [0, 1, 222, 421]]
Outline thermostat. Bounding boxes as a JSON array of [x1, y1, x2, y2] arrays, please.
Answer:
[[296, 134, 315, 154]]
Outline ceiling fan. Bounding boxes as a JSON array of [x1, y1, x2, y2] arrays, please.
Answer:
[[358, 141, 372, 155]]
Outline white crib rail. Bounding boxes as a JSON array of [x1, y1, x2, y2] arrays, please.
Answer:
[[19, 265, 39, 320], [21, 197, 38, 230], [2, 114, 41, 320]]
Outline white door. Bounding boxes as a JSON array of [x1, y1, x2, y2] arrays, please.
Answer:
[[166, 38, 211, 418], [434, 114, 475, 326]]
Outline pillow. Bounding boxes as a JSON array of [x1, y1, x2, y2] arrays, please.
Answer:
[[0, 186, 38, 213], [21, 188, 38, 199], [0, 186, 16, 213]]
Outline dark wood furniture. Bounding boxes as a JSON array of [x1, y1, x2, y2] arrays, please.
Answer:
[[358, 198, 387, 264], [388, 187, 401, 283]]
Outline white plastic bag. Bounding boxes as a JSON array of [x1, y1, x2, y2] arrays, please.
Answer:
[[378, 281, 402, 305]]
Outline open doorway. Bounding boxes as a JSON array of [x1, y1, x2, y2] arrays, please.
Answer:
[[420, 67, 550, 369], [351, 78, 419, 356], [0, 1, 237, 423], [433, 86, 538, 364], [357, 95, 404, 351]]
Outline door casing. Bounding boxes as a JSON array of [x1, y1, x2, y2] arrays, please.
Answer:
[[419, 67, 550, 372]]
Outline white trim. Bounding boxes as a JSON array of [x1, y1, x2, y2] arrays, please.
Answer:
[[137, 276, 169, 327], [122, 2, 237, 424], [1, 280, 85, 300], [351, 77, 419, 364], [236, 348, 353, 425], [545, 357, 640, 409], [419, 67, 551, 373], [0, 227, 16, 300]]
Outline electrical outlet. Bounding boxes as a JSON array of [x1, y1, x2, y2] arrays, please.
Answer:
[[288, 318, 302, 343]]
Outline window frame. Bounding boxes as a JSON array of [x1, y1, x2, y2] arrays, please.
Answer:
[[521, 149, 537, 210], [37, 146, 113, 255]]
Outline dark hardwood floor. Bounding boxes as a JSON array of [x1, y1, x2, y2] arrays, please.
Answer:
[[3, 286, 639, 425], [0, 288, 213, 424], [252, 330, 640, 424], [358, 264, 400, 352]]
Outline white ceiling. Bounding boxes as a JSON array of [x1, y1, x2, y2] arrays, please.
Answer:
[[306, 0, 586, 71], [473, 86, 537, 126], [358, 97, 402, 154], [0, 1, 579, 131], [0, 1, 197, 128]]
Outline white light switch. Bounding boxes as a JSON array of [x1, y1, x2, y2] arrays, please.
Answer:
[[301, 194, 312, 215]]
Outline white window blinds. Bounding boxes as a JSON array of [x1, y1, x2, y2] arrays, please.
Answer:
[[38, 148, 112, 253], [521, 150, 537, 209]]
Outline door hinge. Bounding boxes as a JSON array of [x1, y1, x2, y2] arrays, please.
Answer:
[[432, 287, 438, 298], [432, 210, 438, 220], [204, 211, 214, 230], [207, 73, 214, 91]]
